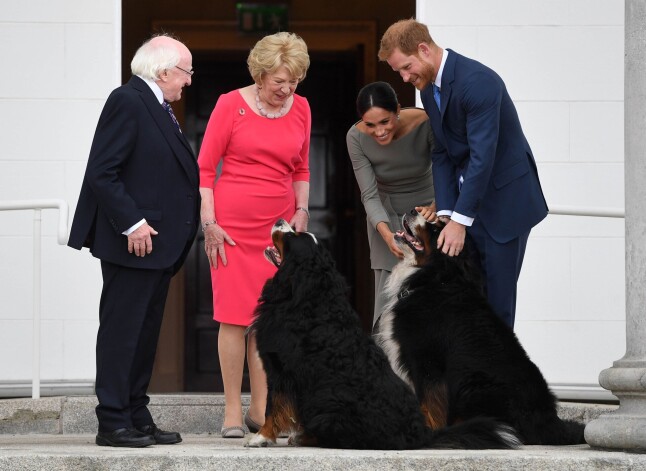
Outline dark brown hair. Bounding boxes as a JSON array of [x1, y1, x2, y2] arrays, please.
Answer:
[[355, 82, 398, 117]]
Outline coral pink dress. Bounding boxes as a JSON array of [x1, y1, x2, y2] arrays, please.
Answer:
[[198, 90, 311, 326]]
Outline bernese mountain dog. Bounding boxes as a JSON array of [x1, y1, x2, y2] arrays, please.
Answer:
[[376, 210, 586, 445], [245, 219, 519, 450]]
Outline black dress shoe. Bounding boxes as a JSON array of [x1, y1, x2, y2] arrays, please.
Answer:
[[96, 428, 155, 447], [136, 424, 182, 445]]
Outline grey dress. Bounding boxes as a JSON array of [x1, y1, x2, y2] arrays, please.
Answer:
[[346, 112, 435, 329]]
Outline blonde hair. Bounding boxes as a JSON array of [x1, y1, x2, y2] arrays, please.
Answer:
[[247, 32, 310, 84], [131, 34, 181, 80], [378, 19, 434, 61]]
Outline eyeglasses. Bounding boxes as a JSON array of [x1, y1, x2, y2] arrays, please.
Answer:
[[175, 65, 194, 76]]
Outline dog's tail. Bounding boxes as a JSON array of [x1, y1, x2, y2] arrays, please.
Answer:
[[425, 417, 521, 450]]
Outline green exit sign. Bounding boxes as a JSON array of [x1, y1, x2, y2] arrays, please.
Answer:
[[237, 3, 289, 33]]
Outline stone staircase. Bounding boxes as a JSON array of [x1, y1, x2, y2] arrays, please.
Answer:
[[1, 394, 644, 471]]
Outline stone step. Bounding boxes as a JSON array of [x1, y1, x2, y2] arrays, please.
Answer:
[[0, 396, 639, 471], [0, 394, 616, 435], [0, 394, 235, 435]]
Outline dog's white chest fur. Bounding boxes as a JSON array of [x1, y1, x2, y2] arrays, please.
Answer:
[[375, 252, 419, 392]]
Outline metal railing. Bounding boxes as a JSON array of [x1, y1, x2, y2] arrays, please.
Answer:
[[0, 199, 69, 399], [549, 205, 625, 219]]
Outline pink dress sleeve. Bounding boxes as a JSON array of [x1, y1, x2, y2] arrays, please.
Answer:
[[292, 96, 311, 183], [197, 93, 235, 189]]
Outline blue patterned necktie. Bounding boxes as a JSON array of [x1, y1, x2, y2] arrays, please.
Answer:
[[162, 101, 182, 133], [432, 84, 441, 109]]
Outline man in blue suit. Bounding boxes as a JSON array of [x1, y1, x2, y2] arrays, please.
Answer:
[[68, 35, 199, 447], [379, 19, 548, 329]]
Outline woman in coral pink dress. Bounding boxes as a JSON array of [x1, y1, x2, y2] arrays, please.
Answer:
[[197, 32, 311, 438]]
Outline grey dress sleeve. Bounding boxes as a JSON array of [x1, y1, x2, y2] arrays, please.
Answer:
[[346, 126, 391, 230]]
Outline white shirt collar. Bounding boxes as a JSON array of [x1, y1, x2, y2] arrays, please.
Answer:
[[138, 75, 164, 104], [434, 49, 448, 89]]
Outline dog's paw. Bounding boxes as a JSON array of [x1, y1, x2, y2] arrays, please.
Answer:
[[244, 433, 274, 448]]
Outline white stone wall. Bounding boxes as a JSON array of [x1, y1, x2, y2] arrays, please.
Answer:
[[0, 0, 120, 393], [417, 0, 625, 399]]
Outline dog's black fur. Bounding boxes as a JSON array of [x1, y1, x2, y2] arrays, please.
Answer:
[[376, 211, 585, 445], [246, 219, 519, 450]]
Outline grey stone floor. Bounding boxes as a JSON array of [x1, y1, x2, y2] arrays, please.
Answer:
[[1, 434, 646, 471]]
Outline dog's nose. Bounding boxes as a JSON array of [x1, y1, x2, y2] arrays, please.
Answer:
[[410, 208, 418, 216]]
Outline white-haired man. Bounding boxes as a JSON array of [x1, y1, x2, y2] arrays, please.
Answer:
[[69, 35, 199, 447]]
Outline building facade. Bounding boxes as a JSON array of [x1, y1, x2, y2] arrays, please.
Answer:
[[0, 0, 625, 399]]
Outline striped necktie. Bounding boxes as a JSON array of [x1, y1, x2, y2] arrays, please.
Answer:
[[162, 101, 182, 133]]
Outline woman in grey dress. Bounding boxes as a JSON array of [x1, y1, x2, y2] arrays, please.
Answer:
[[346, 81, 436, 330]]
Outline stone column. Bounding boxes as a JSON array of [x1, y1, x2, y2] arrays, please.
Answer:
[[584, 0, 646, 452]]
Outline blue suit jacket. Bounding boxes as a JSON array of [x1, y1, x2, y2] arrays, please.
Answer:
[[68, 76, 200, 272], [421, 50, 547, 243]]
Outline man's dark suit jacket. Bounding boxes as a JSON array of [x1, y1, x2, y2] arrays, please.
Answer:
[[68, 76, 200, 272], [421, 49, 548, 244]]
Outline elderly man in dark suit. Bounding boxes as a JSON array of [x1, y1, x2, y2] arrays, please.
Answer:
[[68, 34, 199, 447], [379, 19, 548, 329]]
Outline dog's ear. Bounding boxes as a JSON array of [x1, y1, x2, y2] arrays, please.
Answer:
[[424, 219, 445, 251], [428, 218, 446, 241]]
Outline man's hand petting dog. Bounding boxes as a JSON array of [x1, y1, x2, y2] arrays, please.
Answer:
[[436, 218, 465, 257]]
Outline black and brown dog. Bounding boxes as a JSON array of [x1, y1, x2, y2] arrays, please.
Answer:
[[376, 210, 585, 445], [246, 219, 519, 449]]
